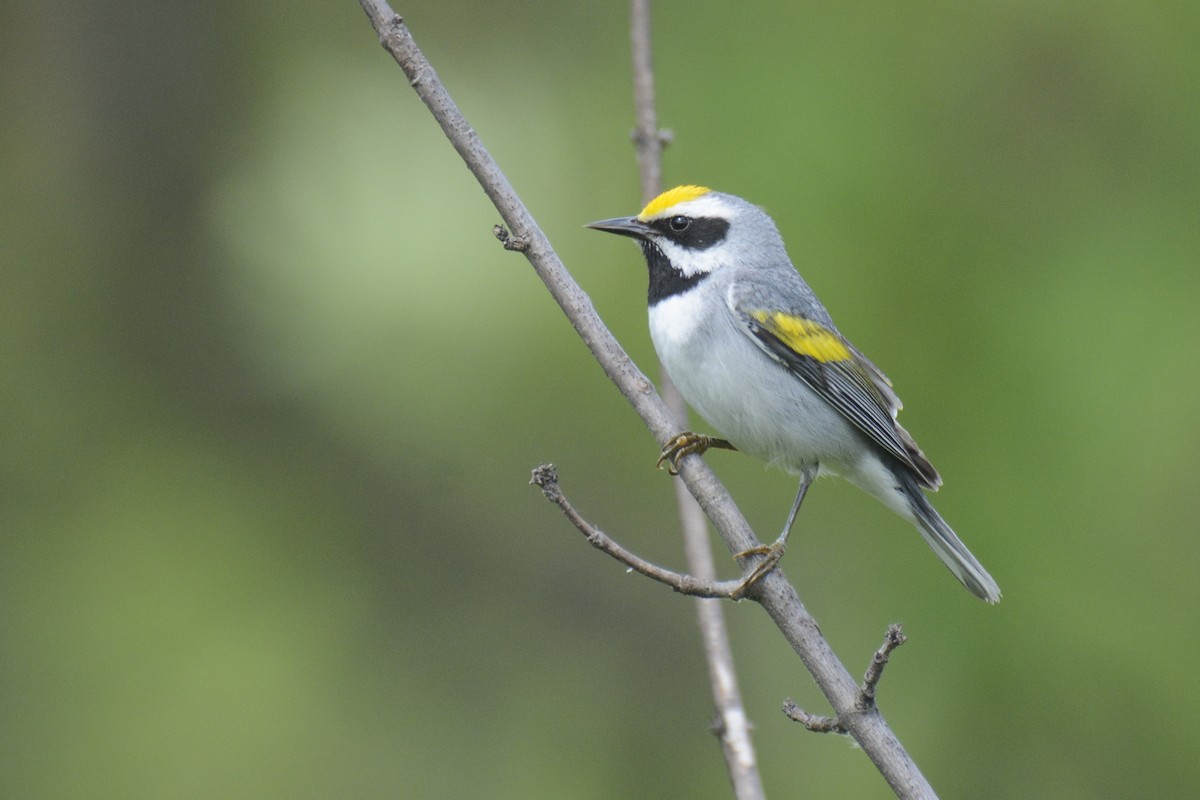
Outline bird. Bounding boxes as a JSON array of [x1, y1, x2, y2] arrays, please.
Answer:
[[586, 185, 1001, 603]]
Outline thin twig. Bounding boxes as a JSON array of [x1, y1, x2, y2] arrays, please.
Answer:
[[860, 624, 908, 709], [531, 465, 746, 599], [492, 224, 529, 252], [628, 3, 764, 798], [357, 5, 937, 798], [629, 0, 664, 204], [782, 700, 845, 733], [783, 625, 910, 734]]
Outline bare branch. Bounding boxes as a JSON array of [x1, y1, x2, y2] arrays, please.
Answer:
[[782, 700, 845, 734], [860, 624, 908, 709], [357, 4, 938, 798], [530, 465, 746, 599], [492, 223, 529, 252], [628, 3, 764, 798], [629, 0, 665, 204], [783, 625, 910, 734]]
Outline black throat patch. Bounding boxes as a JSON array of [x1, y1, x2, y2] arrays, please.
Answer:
[[643, 241, 711, 305]]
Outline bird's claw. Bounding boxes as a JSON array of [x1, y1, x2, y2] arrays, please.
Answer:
[[656, 432, 734, 475], [731, 538, 787, 598]]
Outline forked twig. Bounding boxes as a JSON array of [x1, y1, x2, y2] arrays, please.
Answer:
[[784, 625, 909, 734]]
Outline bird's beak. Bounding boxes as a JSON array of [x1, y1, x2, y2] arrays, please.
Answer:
[[585, 216, 653, 239]]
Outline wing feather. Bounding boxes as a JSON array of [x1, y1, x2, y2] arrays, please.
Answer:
[[739, 306, 941, 489]]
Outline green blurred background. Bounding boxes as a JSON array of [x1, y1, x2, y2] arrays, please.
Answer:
[[3, 0, 1198, 797]]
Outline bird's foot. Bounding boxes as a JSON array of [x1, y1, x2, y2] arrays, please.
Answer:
[[730, 537, 787, 599], [656, 432, 736, 475]]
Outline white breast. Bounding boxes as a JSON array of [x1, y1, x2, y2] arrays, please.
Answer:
[[648, 289, 708, 357], [648, 285, 761, 446], [646, 284, 861, 475]]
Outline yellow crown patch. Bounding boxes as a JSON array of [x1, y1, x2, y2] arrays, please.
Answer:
[[637, 185, 711, 220]]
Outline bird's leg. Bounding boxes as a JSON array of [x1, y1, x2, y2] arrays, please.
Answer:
[[657, 432, 737, 475], [733, 464, 818, 595]]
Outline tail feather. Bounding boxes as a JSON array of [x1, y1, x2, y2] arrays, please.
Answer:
[[899, 475, 1001, 604]]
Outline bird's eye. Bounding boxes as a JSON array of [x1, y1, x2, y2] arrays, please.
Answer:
[[669, 216, 692, 232]]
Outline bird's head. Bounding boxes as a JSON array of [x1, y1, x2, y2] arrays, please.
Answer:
[[587, 186, 787, 299]]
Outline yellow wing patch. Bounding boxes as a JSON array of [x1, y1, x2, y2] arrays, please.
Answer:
[[750, 310, 852, 363], [638, 185, 711, 220]]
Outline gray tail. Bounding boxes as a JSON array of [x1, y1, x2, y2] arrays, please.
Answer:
[[899, 475, 1001, 604]]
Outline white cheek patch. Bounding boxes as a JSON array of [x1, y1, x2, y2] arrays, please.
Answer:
[[656, 239, 727, 277]]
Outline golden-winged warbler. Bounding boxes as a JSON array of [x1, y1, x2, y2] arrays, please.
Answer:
[[588, 185, 1000, 603]]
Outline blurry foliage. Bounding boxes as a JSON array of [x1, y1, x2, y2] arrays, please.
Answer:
[[2, 0, 1198, 797]]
